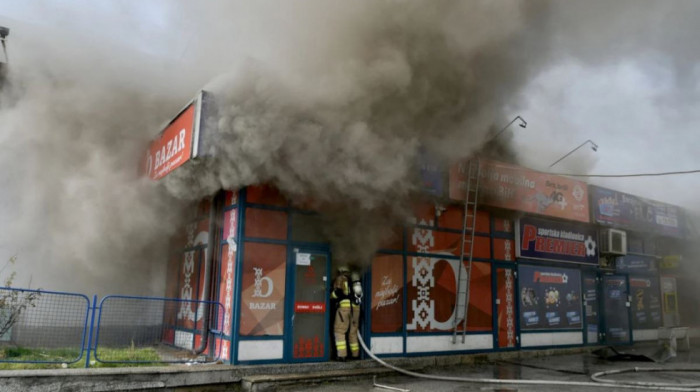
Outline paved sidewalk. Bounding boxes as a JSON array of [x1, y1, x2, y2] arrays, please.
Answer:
[[1, 342, 699, 391]]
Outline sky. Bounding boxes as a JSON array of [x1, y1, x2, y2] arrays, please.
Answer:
[[3, 1, 698, 206], [1, 1, 699, 294]]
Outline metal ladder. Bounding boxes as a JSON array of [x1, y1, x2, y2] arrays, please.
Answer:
[[452, 158, 481, 344]]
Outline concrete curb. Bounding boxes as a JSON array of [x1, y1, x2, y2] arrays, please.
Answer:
[[0, 346, 598, 392]]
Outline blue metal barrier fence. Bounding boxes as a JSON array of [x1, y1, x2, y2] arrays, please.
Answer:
[[90, 295, 225, 365], [0, 287, 224, 367], [0, 287, 90, 365]]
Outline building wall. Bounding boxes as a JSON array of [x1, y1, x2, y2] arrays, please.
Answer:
[[160, 180, 695, 364]]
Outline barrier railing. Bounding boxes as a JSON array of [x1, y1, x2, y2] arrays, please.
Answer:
[[0, 287, 90, 365], [91, 295, 224, 365], [0, 287, 224, 367]]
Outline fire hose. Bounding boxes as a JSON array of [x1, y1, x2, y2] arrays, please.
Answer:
[[357, 332, 700, 391]]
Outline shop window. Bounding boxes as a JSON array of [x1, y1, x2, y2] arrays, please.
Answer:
[[493, 217, 514, 234], [239, 242, 287, 336], [463, 261, 492, 332], [629, 275, 662, 329], [437, 206, 490, 233], [627, 234, 644, 254], [493, 238, 516, 262], [218, 242, 237, 337], [246, 185, 287, 206], [643, 238, 657, 256], [224, 190, 239, 206], [411, 202, 435, 226], [244, 208, 288, 240], [290, 213, 327, 243], [405, 256, 492, 332], [407, 228, 490, 259], [518, 264, 583, 331], [378, 226, 404, 251], [371, 254, 404, 333], [176, 250, 204, 331]]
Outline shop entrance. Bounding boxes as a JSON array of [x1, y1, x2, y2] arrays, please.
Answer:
[[582, 269, 601, 345], [601, 274, 633, 345], [286, 248, 330, 362], [494, 264, 518, 349]]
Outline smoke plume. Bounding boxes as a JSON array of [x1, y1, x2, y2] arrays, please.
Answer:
[[2, 0, 699, 290], [162, 1, 554, 265]]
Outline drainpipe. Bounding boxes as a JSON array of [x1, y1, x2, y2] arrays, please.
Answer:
[[192, 191, 223, 356]]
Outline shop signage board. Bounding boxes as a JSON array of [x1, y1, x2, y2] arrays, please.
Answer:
[[143, 91, 213, 180], [449, 159, 590, 223], [590, 185, 685, 238], [418, 148, 445, 197], [615, 255, 657, 274], [516, 216, 598, 265], [519, 264, 583, 330]]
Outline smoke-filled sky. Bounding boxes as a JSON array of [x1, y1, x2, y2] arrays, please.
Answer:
[[1, 0, 700, 294]]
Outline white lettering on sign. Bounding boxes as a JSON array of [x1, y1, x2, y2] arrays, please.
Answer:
[[375, 275, 400, 310], [154, 129, 187, 171], [249, 302, 276, 310]]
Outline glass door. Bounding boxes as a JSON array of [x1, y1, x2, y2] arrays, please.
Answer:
[[602, 274, 633, 345], [288, 248, 330, 362], [582, 270, 601, 345]]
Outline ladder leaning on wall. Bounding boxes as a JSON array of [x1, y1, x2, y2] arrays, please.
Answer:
[[452, 158, 481, 344]]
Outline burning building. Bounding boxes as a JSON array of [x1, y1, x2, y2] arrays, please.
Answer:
[[144, 90, 697, 364]]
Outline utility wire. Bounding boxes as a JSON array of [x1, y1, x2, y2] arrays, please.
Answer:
[[548, 169, 700, 178]]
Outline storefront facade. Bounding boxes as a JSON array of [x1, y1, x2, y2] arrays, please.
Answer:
[[149, 94, 696, 365]]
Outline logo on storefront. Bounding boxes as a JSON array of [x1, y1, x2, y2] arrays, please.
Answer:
[[252, 267, 274, 298], [249, 267, 276, 310], [407, 223, 469, 331]]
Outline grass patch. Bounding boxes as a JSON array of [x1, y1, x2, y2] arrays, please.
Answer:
[[0, 345, 167, 369]]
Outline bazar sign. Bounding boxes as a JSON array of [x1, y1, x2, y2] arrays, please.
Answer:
[[516, 216, 598, 265], [449, 159, 590, 222], [144, 103, 195, 180], [143, 91, 212, 180], [590, 185, 685, 238]]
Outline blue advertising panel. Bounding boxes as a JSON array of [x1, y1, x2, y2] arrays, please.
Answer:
[[418, 148, 445, 197], [615, 255, 658, 274], [516, 216, 598, 265], [590, 185, 685, 238], [616, 255, 661, 329], [519, 264, 583, 330], [629, 275, 662, 329]]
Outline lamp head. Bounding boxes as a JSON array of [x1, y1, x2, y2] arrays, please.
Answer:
[[517, 116, 527, 128], [0, 27, 9, 39], [589, 140, 599, 152]]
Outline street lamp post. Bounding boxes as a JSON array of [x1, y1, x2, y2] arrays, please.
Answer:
[[549, 139, 598, 168], [489, 115, 527, 142]]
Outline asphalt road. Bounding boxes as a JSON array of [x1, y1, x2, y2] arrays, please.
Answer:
[[279, 345, 700, 392]]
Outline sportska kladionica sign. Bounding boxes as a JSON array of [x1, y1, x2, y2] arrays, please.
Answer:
[[449, 159, 590, 223], [516, 216, 599, 265]]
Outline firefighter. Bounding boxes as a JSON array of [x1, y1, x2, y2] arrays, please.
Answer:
[[348, 270, 363, 359], [331, 266, 351, 360], [331, 266, 363, 361]]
